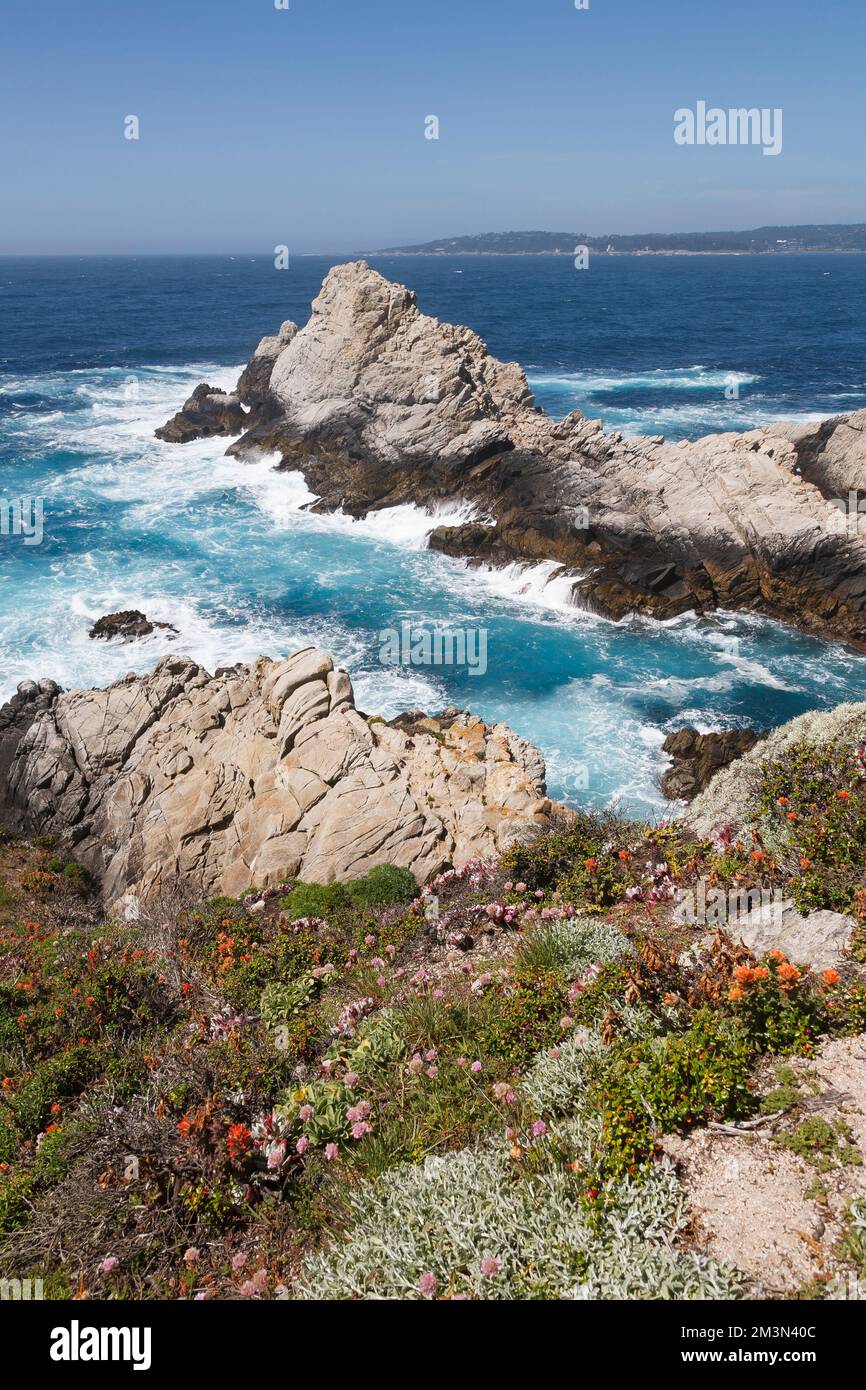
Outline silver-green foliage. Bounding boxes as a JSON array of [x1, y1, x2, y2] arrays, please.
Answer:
[[298, 1145, 742, 1301]]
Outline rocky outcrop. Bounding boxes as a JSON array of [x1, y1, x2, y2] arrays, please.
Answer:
[[660, 727, 764, 801], [236, 320, 298, 425], [155, 383, 248, 443], [686, 700, 866, 840], [0, 650, 551, 908], [89, 610, 178, 642], [154, 261, 866, 647]]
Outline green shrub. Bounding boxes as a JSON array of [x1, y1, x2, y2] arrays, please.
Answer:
[[260, 975, 317, 1028], [281, 881, 351, 920], [597, 1011, 755, 1178], [345, 864, 418, 908]]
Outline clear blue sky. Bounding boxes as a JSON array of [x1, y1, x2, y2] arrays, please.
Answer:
[[1, 0, 863, 253]]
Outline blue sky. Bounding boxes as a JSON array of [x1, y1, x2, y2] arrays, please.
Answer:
[[1, 0, 864, 253]]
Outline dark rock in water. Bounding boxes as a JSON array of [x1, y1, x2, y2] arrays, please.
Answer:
[[89, 610, 178, 642], [155, 383, 247, 443], [661, 727, 765, 801]]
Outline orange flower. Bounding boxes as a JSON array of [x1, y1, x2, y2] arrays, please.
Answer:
[[733, 965, 755, 984], [777, 962, 801, 984], [822, 968, 840, 986], [728, 986, 745, 1002], [800, 857, 811, 869], [837, 789, 851, 801], [751, 849, 765, 864], [786, 812, 798, 822], [769, 949, 786, 962], [584, 857, 598, 871], [752, 967, 770, 981], [617, 850, 631, 862], [178, 1115, 193, 1137], [776, 796, 789, 806]]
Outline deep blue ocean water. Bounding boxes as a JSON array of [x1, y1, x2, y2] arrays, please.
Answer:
[[2, 252, 866, 815]]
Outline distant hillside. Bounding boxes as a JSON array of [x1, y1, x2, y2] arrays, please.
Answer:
[[379, 225, 866, 255]]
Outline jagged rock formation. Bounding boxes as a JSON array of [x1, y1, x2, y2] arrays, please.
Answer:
[[156, 260, 866, 648], [661, 727, 764, 801], [236, 319, 298, 425], [155, 383, 248, 443], [89, 610, 178, 642], [0, 649, 550, 908]]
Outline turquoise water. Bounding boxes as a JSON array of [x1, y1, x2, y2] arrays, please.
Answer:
[[2, 254, 866, 815]]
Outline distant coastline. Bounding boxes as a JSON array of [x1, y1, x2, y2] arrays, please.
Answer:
[[376, 225, 866, 256]]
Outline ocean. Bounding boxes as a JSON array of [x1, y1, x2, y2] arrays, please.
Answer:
[[2, 251, 866, 816]]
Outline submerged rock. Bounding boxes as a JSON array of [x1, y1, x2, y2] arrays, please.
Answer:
[[0, 648, 551, 907], [89, 610, 178, 642]]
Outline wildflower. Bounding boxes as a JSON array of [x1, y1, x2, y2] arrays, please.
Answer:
[[298, 1104, 313, 1123], [470, 1060, 482, 1073], [532, 1120, 548, 1138], [100, 1257, 120, 1276], [418, 1272, 437, 1296], [231, 1252, 248, 1273], [493, 1082, 510, 1101], [455, 1057, 467, 1068], [559, 1016, 575, 1030], [618, 849, 631, 861], [733, 965, 755, 984], [407, 1053, 423, 1075], [584, 858, 598, 871], [728, 986, 745, 1002], [479, 1256, 501, 1278], [786, 812, 798, 822], [343, 1072, 359, 1088], [777, 962, 801, 984], [515, 882, 526, 893], [823, 968, 841, 986], [183, 1247, 200, 1266], [346, 1101, 372, 1123], [426, 1065, 439, 1079], [750, 849, 765, 864], [295, 1136, 310, 1155], [837, 789, 851, 801], [351, 1121, 372, 1140], [425, 1049, 438, 1062], [324, 1142, 339, 1161]]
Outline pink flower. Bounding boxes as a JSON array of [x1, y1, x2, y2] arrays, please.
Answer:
[[470, 1060, 482, 1073], [532, 1120, 548, 1138], [324, 1142, 339, 1161], [231, 1252, 248, 1272], [432, 988, 444, 1000], [407, 1053, 423, 1075], [365, 934, 375, 946], [295, 1135, 310, 1155], [455, 1057, 467, 1068], [298, 1104, 313, 1122], [418, 1272, 437, 1296], [343, 1072, 359, 1088], [351, 1121, 372, 1140], [99, 1256, 120, 1276], [480, 1256, 501, 1278], [183, 1246, 200, 1265], [425, 1049, 438, 1062], [346, 1101, 372, 1123], [426, 1065, 439, 1079]]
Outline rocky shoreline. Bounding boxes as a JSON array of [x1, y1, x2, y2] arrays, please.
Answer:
[[0, 648, 551, 909], [156, 259, 866, 649]]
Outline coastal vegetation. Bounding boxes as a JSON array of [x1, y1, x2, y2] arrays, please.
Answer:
[[1, 731, 865, 1299]]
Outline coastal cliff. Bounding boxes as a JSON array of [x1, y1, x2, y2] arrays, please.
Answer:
[[157, 260, 866, 649]]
